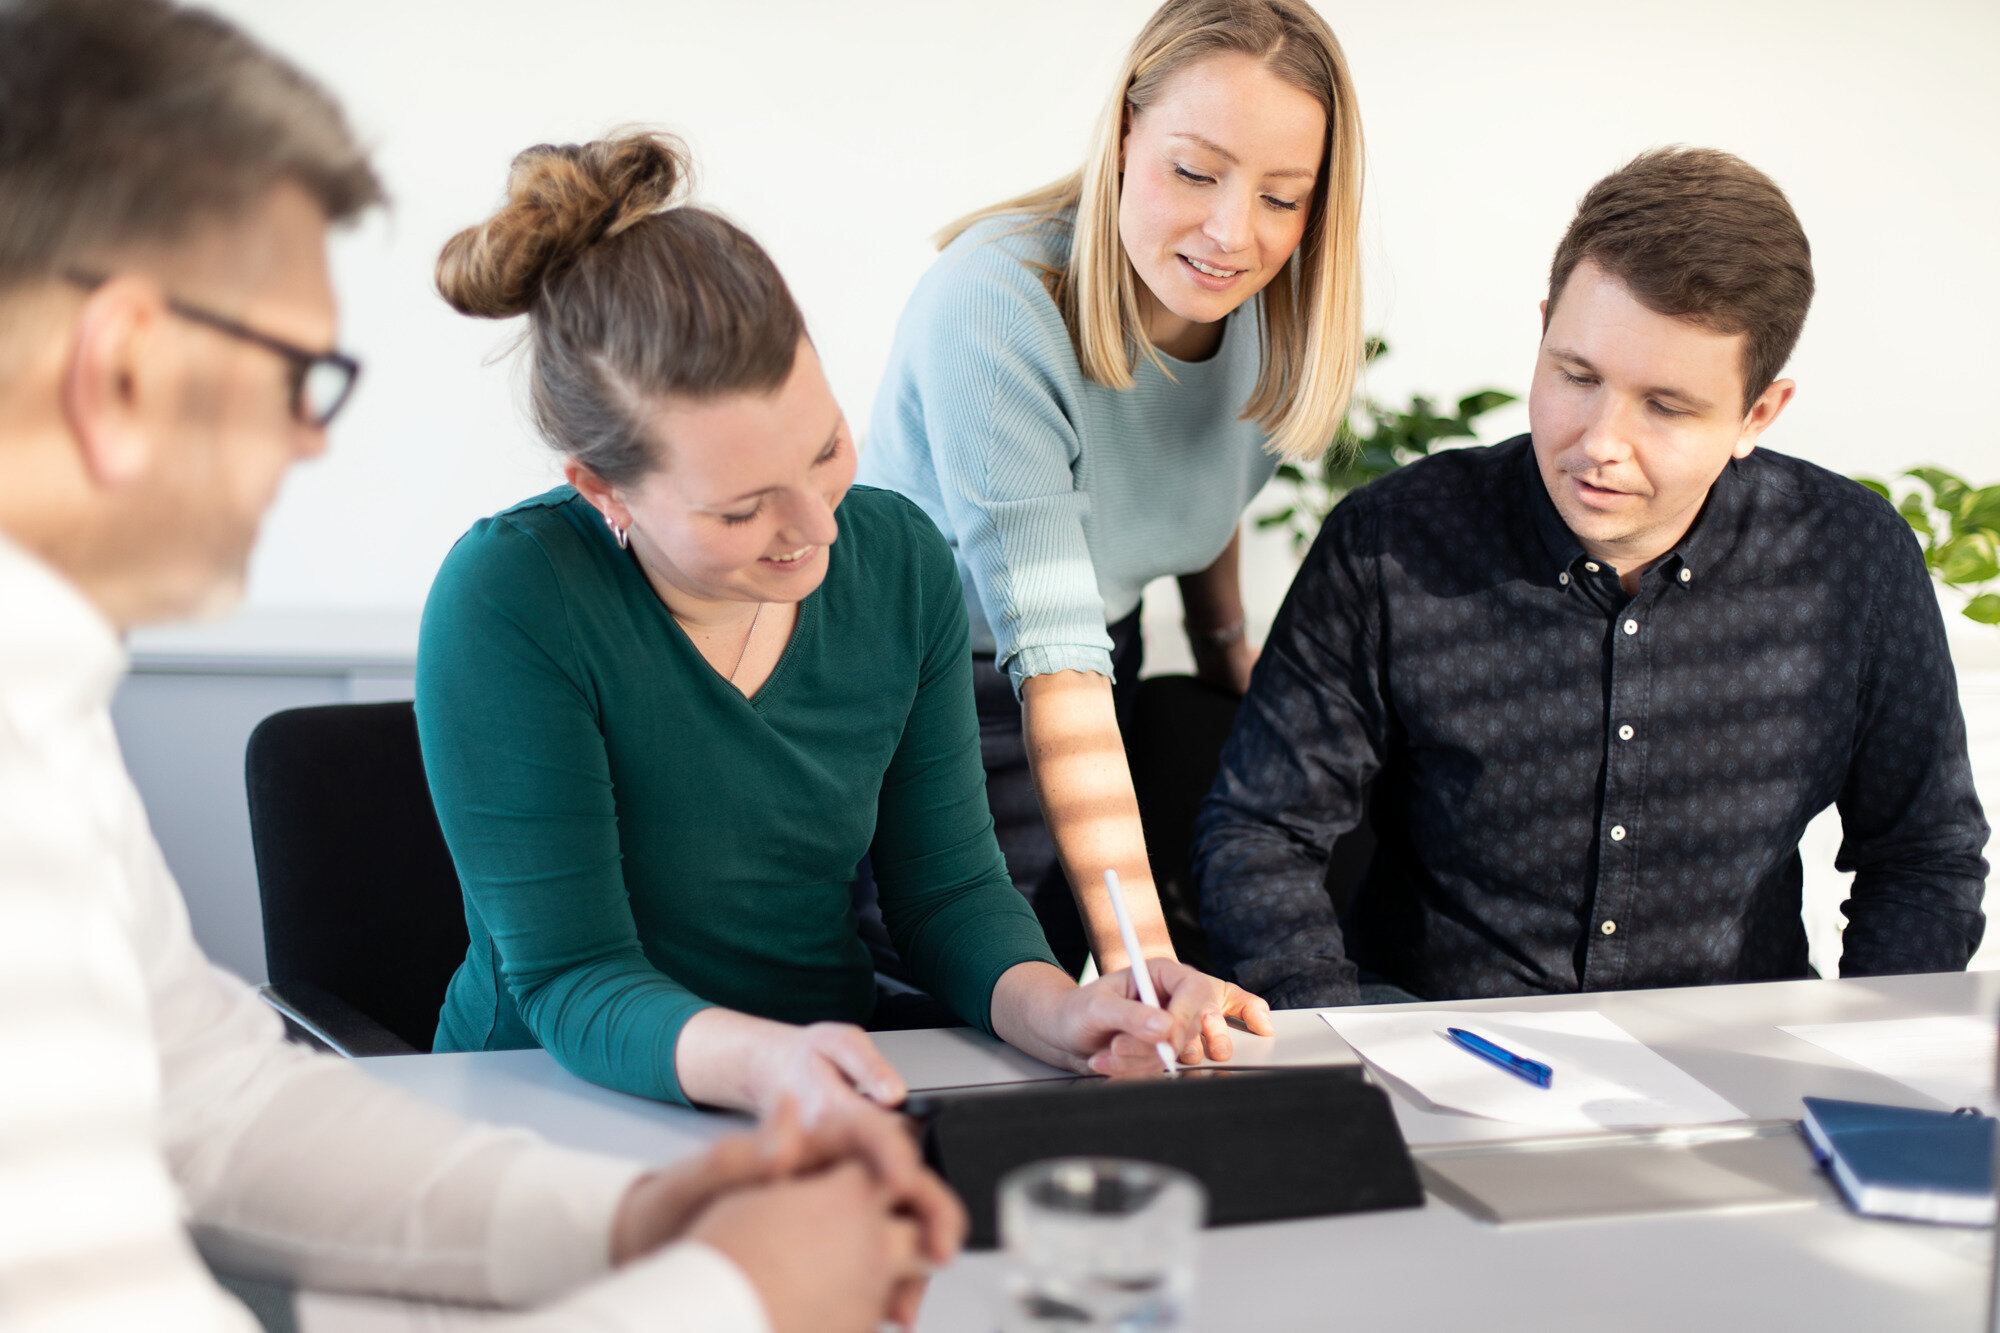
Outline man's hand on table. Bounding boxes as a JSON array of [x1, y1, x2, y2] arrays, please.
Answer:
[[610, 1097, 965, 1332]]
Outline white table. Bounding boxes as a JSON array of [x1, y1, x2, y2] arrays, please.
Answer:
[[362, 971, 2000, 1331]]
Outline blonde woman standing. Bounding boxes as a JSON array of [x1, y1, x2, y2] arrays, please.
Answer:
[[859, 0, 1363, 1015]]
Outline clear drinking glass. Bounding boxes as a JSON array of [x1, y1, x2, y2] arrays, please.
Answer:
[[998, 1157, 1207, 1332]]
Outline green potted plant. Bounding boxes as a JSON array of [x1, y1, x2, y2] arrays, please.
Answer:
[[1857, 468, 2000, 626], [1257, 338, 1516, 553]]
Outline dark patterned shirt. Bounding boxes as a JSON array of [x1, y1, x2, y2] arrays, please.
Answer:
[[1195, 436, 1988, 1008]]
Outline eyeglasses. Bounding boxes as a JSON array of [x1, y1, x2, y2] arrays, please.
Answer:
[[65, 270, 362, 428]]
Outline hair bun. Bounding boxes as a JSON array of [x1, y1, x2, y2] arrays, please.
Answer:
[[436, 130, 691, 318]]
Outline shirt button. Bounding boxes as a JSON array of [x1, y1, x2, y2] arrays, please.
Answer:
[[1622, 619, 1639, 635], [1679, 568, 1692, 583], [1559, 571, 1571, 586], [1585, 561, 1601, 572], [1610, 824, 1627, 841], [1600, 920, 1618, 936], [1618, 724, 1635, 741]]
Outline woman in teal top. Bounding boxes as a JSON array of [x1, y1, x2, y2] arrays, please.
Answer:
[[858, 0, 1366, 1016], [419, 132, 1230, 1117]]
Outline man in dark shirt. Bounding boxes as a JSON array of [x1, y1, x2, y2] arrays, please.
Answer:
[[1194, 147, 1989, 1008]]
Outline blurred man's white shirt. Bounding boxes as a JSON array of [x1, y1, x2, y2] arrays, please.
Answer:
[[0, 532, 768, 1333]]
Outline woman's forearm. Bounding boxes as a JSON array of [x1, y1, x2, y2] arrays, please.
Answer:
[[674, 1008, 908, 1120], [1177, 526, 1246, 637], [1019, 669, 1176, 971], [1178, 526, 1258, 695], [988, 960, 1089, 1068], [673, 1007, 788, 1111]]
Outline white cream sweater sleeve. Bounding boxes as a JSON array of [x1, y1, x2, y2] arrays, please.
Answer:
[[0, 535, 767, 1333]]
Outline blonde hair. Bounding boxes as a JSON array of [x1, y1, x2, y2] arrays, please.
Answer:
[[940, 0, 1364, 462]]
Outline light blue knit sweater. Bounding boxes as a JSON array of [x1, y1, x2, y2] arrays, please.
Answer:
[[860, 212, 1279, 693]]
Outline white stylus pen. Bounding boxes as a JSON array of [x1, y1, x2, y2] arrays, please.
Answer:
[[1103, 868, 1179, 1076]]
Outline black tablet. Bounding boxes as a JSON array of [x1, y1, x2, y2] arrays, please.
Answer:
[[906, 1063, 1423, 1248]]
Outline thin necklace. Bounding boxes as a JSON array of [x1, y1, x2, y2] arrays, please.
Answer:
[[726, 602, 764, 685]]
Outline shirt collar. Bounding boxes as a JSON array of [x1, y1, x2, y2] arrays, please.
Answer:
[[1521, 438, 1747, 594], [0, 530, 127, 744], [1521, 440, 1587, 583], [1667, 454, 1747, 584]]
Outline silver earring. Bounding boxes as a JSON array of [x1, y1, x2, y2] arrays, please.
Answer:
[[612, 523, 629, 550]]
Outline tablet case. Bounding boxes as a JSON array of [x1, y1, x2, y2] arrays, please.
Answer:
[[908, 1065, 1424, 1248]]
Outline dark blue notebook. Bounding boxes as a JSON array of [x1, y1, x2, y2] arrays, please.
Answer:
[[1800, 1096, 1995, 1226]]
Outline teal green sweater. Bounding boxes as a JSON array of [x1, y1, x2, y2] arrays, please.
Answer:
[[418, 485, 1056, 1103]]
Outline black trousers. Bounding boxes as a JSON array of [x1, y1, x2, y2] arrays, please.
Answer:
[[855, 609, 1144, 989]]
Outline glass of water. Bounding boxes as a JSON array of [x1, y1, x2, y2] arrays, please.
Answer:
[[998, 1156, 1207, 1331]]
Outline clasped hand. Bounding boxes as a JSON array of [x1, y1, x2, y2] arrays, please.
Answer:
[[611, 1096, 963, 1333]]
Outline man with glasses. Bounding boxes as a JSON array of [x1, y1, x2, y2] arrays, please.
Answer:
[[0, 3, 956, 1331], [63, 269, 364, 427]]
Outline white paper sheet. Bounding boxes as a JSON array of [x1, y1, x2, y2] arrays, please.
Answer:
[[1323, 1009, 1746, 1130], [1780, 1014, 1998, 1113]]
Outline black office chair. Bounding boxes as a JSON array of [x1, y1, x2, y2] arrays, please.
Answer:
[[1127, 674, 1375, 978], [245, 701, 469, 1056], [254, 702, 965, 1051]]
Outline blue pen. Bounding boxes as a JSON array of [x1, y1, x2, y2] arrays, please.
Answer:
[[1444, 1027, 1553, 1089]]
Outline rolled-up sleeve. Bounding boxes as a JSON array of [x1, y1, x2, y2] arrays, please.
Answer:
[[906, 249, 1114, 693]]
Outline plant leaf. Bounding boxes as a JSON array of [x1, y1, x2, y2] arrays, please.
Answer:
[[1935, 535, 2000, 586], [1906, 466, 1969, 514], [1964, 593, 2000, 625], [1897, 492, 1936, 539], [1854, 476, 1893, 502], [1960, 485, 2000, 536], [1261, 334, 1521, 554], [1456, 389, 1518, 418]]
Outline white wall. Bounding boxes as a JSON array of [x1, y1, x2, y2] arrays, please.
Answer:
[[165, 0, 1999, 976], [197, 0, 2000, 614]]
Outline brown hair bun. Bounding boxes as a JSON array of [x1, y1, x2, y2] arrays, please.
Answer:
[[436, 131, 690, 318], [436, 130, 804, 486]]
